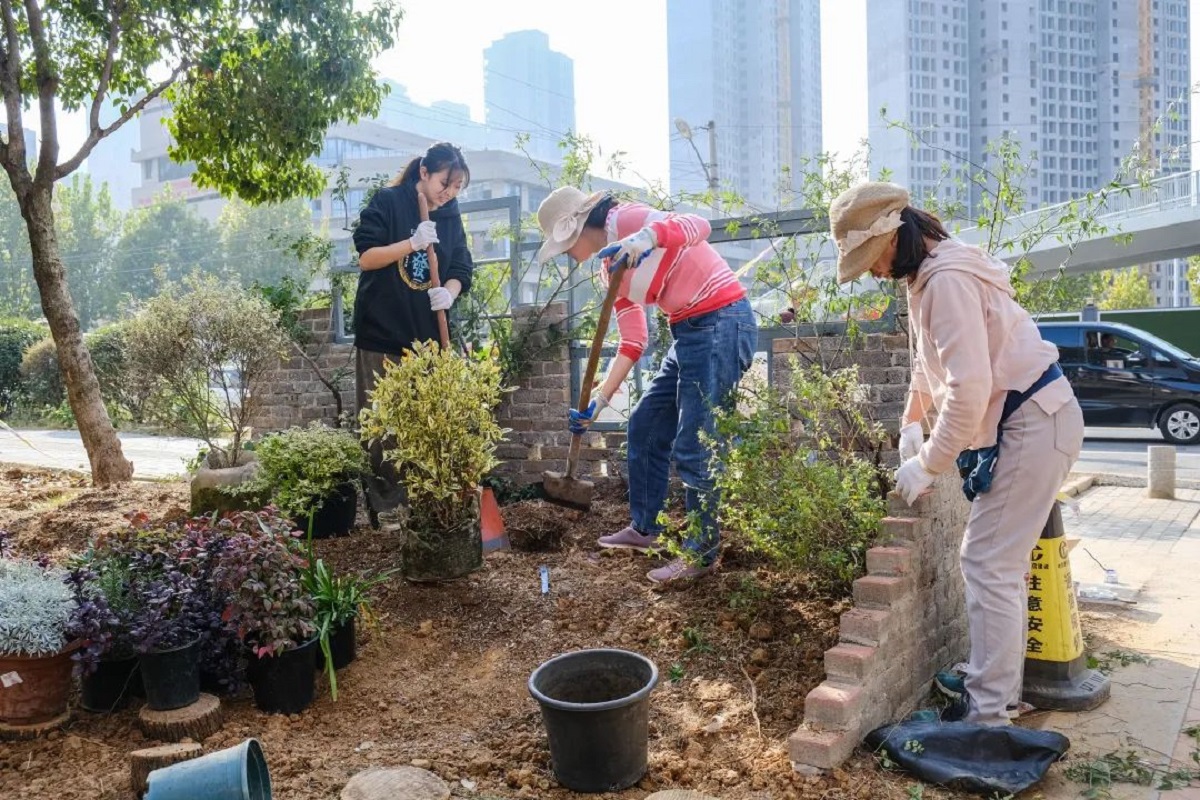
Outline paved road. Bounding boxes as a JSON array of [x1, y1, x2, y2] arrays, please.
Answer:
[[0, 428, 204, 480], [1078, 426, 1200, 485]]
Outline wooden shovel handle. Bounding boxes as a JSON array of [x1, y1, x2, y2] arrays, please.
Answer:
[[416, 191, 451, 350]]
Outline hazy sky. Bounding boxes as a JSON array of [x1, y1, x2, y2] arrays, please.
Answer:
[[34, 0, 1200, 187]]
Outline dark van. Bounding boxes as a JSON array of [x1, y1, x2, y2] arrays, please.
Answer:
[[1035, 322, 1200, 445]]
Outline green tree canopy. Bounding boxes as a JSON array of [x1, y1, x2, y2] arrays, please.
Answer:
[[1099, 268, 1155, 311]]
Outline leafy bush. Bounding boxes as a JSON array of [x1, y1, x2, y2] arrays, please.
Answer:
[[0, 558, 77, 657], [0, 318, 44, 415], [234, 423, 368, 522], [19, 336, 63, 410], [302, 557, 389, 699], [212, 511, 315, 658], [359, 341, 508, 533], [709, 363, 889, 593], [125, 274, 289, 467]]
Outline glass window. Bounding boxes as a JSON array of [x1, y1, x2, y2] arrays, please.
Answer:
[[1040, 326, 1084, 363]]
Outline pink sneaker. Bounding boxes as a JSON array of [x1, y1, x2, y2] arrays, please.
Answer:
[[646, 558, 717, 585], [597, 526, 662, 553]]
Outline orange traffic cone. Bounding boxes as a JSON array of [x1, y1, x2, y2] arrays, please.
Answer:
[[481, 487, 508, 553]]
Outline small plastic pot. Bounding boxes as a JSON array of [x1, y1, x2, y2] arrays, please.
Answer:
[[299, 483, 358, 540], [247, 639, 317, 715], [80, 656, 142, 713], [315, 618, 356, 672], [145, 738, 271, 800], [139, 639, 201, 712]]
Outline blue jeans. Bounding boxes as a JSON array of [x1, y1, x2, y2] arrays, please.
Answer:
[[627, 297, 757, 563]]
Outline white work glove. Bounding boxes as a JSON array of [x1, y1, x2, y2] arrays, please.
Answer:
[[898, 422, 924, 463], [598, 226, 658, 269], [409, 220, 439, 251], [894, 458, 936, 506], [428, 286, 453, 311]]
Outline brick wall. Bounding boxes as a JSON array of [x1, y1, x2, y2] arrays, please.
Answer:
[[249, 308, 356, 434], [492, 302, 626, 485], [788, 472, 971, 770]]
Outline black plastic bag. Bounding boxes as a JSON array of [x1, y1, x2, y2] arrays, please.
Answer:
[[866, 719, 1070, 795]]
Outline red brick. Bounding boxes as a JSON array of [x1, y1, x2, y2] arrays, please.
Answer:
[[880, 516, 925, 545], [852, 574, 910, 608], [803, 683, 864, 729], [866, 546, 913, 577], [787, 727, 859, 771], [824, 643, 878, 683], [838, 608, 890, 646]]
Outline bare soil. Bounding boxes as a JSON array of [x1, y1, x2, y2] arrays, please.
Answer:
[[0, 464, 975, 800]]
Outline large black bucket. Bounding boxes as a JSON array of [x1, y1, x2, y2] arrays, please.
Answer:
[[139, 640, 201, 711], [80, 656, 142, 713], [247, 639, 317, 715], [528, 649, 658, 793]]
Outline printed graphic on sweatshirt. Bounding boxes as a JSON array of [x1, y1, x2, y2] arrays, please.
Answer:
[[400, 244, 433, 290]]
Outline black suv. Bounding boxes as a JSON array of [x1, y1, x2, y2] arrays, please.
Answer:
[[1036, 322, 1200, 445]]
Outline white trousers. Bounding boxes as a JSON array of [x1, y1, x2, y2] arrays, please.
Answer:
[[960, 391, 1084, 725]]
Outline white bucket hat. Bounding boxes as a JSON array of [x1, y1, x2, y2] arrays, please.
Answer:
[[534, 186, 608, 265]]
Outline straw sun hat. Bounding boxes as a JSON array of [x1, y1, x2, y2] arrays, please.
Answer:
[[534, 186, 608, 265], [829, 182, 911, 284]]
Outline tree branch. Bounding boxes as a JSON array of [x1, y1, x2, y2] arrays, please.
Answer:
[[56, 60, 188, 180], [0, 0, 26, 177], [88, 0, 123, 135], [21, 0, 58, 184]]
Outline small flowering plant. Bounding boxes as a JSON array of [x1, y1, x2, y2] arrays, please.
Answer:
[[212, 510, 315, 659]]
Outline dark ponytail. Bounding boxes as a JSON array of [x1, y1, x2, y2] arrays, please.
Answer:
[[891, 207, 950, 280], [390, 141, 471, 188], [582, 194, 619, 230]]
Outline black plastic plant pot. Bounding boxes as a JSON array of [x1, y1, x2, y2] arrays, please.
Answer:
[[80, 655, 143, 713], [301, 483, 358, 540], [316, 618, 357, 672], [527, 648, 658, 793], [139, 639, 202, 711], [247, 639, 317, 715]]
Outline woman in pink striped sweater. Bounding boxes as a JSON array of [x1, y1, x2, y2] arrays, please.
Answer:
[[536, 187, 757, 584]]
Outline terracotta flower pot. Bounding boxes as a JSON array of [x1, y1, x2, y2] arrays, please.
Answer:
[[0, 641, 82, 735]]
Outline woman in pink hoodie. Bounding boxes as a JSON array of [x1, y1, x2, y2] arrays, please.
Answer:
[[829, 182, 1084, 727]]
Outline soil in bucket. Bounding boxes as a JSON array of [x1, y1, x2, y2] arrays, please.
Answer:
[[528, 648, 658, 793], [81, 656, 142, 713], [316, 618, 356, 672], [145, 737, 271, 800], [301, 483, 358, 540], [139, 639, 201, 712], [247, 639, 317, 715]]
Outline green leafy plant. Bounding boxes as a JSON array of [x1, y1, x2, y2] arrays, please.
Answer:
[[0, 318, 43, 416], [358, 341, 508, 535], [1086, 649, 1151, 675], [668, 663, 685, 683], [705, 364, 888, 593], [233, 423, 369, 523], [301, 555, 391, 700]]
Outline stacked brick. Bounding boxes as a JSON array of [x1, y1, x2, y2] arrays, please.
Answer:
[[788, 472, 971, 771], [248, 308, 355, 434]]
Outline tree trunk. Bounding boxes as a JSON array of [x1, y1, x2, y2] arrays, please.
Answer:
[[21, 184, 133, 485]]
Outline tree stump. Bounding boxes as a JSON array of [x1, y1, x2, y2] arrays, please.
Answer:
[[0, 711, 69, 741], [138, 694, 223, 742], [340, 767, 450, 800], [130, 743, 203, 797]]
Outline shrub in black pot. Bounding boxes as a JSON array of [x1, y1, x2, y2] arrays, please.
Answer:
[[228, 423, 369, 539], [303, 558, 392, 699], [214, 511, 316, 714], [65, 557, 142, 713]]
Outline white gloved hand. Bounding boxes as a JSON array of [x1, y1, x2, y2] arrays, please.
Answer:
[[428, 286, 453, 311], [409, 220, 439, 250], [894, 458, 936, 506], [598, 226, 658, 269], [898, 422, 925, 463]]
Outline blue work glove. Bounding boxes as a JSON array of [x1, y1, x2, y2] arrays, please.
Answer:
[[597, 226, 657, 270], [567, 395, 609, 435]]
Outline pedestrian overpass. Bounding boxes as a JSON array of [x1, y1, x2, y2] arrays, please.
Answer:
[[956, 169, 1200, 277]]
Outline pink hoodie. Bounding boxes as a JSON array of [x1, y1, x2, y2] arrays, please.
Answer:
[[909, 239, 1075, 475]]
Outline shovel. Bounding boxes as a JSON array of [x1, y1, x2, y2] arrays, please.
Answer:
[[416, 191, 451, 349], [540, 255, 631, 512]]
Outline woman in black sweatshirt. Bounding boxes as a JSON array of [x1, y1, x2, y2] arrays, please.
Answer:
[[352, 142, 474, 525]]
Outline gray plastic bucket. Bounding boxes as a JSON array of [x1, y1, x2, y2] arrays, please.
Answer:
[[145, 738, 271, 800], [528, 648, 658, 792]]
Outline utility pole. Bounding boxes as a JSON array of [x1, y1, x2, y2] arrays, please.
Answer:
[[706, 119, 719, 213]]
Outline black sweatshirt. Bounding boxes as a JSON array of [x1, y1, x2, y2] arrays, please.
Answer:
[[351, 182, 474, 354]]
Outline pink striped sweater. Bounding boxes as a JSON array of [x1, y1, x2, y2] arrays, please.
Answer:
[[601, 204, 746, 361]]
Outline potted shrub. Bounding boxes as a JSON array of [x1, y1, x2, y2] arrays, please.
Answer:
[[128, 560, 205, 712], [0, 558, 83, 733], [303, 558, 390, 699], [214, 511, 317, 714], [124, 274, 289, 514], [67, 555, 143, 713], [232, 423, 369, 539], [359, 341, 507, 581]]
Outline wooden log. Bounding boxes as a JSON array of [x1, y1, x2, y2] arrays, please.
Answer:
[[138, 694, 223, 743], [130, 743, 203, 797], [341, 767, 450, 800]]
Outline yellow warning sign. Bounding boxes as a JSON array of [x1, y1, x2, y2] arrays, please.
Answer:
[[1026, 537, 1085, 663]]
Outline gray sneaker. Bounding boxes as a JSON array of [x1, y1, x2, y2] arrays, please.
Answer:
[[647, 558, 717, 585], [597, 526, 662, 553]]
